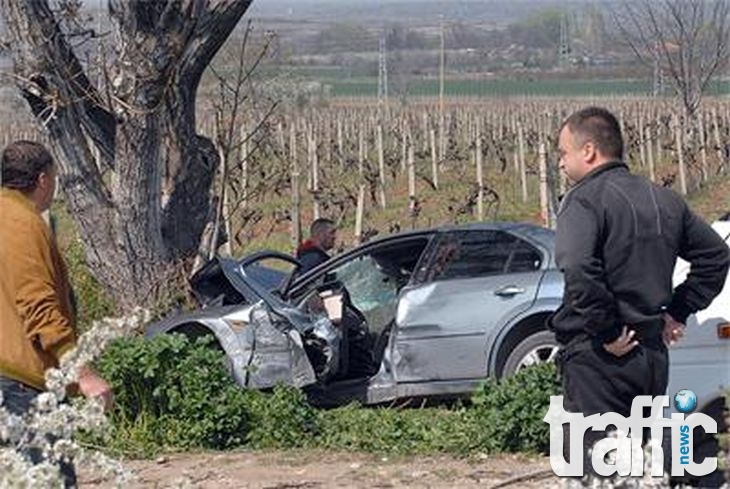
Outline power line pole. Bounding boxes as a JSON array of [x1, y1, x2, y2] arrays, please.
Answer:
[[559, 14, 571, 68], [652, 40, 664, 97], [439, 15, 445, 160], [378, 30, 389, 109]]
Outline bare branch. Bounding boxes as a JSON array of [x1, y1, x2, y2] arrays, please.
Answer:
[[612, 0, 729, 118]]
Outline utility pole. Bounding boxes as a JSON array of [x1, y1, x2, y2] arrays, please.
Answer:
[[378, 30, 389, 109], [558, 14, 571, 68], [439, 15, 445, 160], [652, 40, 664, 97]]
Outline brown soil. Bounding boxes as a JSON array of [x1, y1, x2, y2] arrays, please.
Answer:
[[79, 450, 558, 489]]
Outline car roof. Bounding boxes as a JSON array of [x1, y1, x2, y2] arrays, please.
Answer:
[[358, 221, 555, 243], [288, 221, 557, 290], [357, 220, 555, 246], [348, 221, 557, 267]]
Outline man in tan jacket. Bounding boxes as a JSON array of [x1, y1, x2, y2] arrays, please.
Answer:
[[0, 141, 113, 486]]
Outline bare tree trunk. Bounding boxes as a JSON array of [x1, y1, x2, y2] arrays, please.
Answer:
[[646, 123, 656, 183], [337, 116, 344, 170], [310, 127, 320, 219], [377, 124, 387, 209], [712, 107, 726, 174], [656, 114, 664, 166], [306, 123, 313, 192], [697, 113, 708, 183], [408, 145, 416, 206], [1, 0, 253, 310], [239, 124, 250, 209], [324, 118, 332, 165], [289, 121, 301, 250], [400, 119, 408, 174], [518, 122, 528, 203], [421, 112, 429, 153], [430, 128, 439, 190], [538, 142, 550, 228], [674, 115, 688, 195], [355, 126, 366, 243], [475, 126, 484, 221], [638, 111, 646, 168]]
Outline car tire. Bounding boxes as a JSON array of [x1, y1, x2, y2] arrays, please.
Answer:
[[502, 330, 559, 377]]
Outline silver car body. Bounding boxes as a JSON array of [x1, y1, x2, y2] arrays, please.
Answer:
[[145, 218, 730, 414], [146, 222, 563, 406]]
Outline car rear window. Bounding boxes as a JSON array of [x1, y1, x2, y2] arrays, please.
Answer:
[[425, 230, 542, 281]]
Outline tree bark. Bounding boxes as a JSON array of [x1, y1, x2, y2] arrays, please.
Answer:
[[1, 0, 252, 310]]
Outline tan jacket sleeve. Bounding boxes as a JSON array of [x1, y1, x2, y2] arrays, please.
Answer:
[[11, 219, 76, 361]]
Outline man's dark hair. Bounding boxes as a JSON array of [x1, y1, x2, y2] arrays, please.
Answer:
[[310, 218, 335, 237], [562, 107, 624, 160], [1, 140, 54, 192]]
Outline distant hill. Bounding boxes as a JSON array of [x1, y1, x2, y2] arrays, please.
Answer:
[[248, 0, 593, 27]]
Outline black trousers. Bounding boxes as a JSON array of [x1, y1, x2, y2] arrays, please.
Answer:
[[557, 332, 669, 479]]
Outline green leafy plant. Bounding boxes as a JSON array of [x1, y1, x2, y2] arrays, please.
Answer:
[[64, 238, 116, 331], [468, 363, 561, 453], [244, 385, 320, 449], [92, 334, 561, 458], [95, 334, 251, 453]]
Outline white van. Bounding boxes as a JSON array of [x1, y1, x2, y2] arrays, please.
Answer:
[[666, 218, 730, 486], [668, 218, 730, 417]]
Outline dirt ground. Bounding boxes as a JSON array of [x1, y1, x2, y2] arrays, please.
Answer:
[[79, 450, 559, 489]]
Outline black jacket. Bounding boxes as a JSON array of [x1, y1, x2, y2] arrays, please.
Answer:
[[549, 162, 730, 345], [295, 240, 331, 273]]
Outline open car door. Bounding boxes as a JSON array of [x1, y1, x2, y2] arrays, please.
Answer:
[[186, 253, 345, 388], [190, 251, 301, 306]]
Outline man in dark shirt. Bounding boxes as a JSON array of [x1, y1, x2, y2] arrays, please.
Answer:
[[549, 107, 730, 477], [296, 218, 337, 273]]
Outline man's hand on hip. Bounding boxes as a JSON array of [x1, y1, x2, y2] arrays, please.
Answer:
[[603, 326, 639, 356], [662, 312, 685, 346]]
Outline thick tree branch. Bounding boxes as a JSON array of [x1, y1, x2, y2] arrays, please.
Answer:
[[2, 1, 115, 165], [182, 0, 254, 88]]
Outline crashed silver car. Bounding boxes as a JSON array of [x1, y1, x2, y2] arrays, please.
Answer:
[[145, 222, 563, 406]]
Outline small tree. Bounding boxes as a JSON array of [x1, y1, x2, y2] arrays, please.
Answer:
[[613, 0, 730, 119], [1, 0, 253, 310]]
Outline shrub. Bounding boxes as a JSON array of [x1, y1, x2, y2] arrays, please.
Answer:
[[318, 403, 469, 455], [467, 362, 561, 454], [244, 385, 320, 449], [94, 333, 561, 457], [64, 239, 115, 331], [95, 334, 251, 452]]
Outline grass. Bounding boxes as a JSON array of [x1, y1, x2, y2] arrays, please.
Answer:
[[319, 77, 730, 99]]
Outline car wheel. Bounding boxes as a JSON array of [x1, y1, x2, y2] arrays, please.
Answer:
[[502, 330, 559, 377]]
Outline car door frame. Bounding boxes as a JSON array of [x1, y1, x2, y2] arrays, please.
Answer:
[[285, 231, 438, 302], [391, 225, 552, 393]]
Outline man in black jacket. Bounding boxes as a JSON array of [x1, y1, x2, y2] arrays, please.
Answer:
[[550, 107, 730, 476], [296, 218, 337, 273]]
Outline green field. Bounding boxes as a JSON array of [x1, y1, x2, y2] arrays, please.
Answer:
[[319, 77, 730, 98]]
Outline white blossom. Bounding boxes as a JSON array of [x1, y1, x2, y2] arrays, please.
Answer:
[[0, 309, 150, 488]]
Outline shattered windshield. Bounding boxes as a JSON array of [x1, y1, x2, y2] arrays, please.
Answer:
[[331, 255, 400, 333]]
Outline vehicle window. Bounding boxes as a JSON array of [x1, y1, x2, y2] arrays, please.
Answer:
[[426, 230, 540, 281], [292, 237, 430, 334], [332, 255, 400, 329], [505, 238, 542, 273], [242, 257, 298, 292]]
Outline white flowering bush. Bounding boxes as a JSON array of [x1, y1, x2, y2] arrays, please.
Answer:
[[553, 441, 671, 489], [0, 308, 150, 488]]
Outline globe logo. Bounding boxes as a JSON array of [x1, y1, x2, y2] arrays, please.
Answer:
[[674, 389, 697, 413]]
